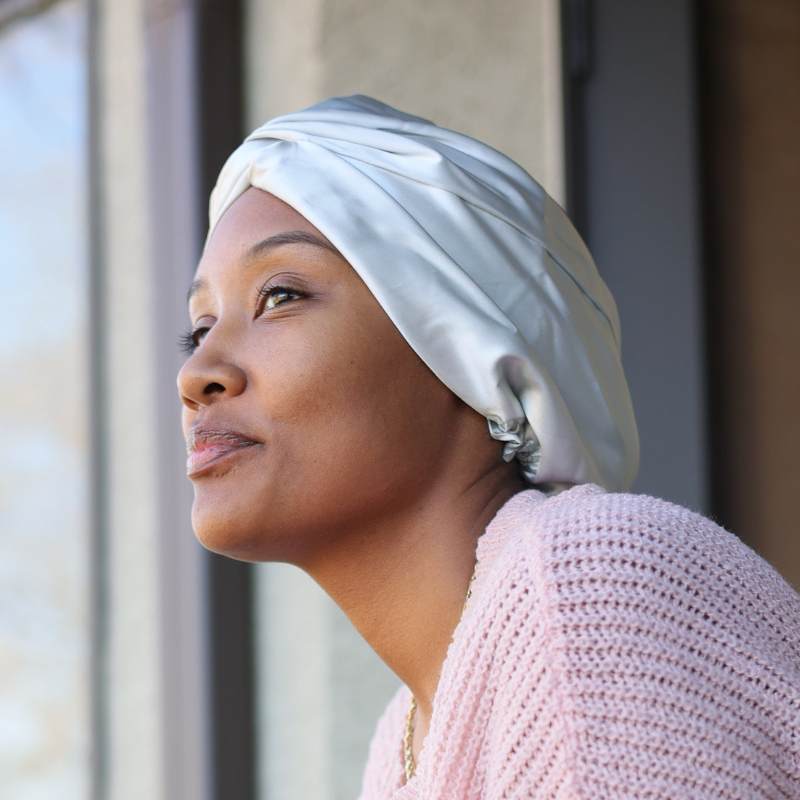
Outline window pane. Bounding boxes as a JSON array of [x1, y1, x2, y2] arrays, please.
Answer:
[[0, 2, 90, 798]]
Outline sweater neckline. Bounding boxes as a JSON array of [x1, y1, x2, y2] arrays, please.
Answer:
[[397, 481, 606, 794]]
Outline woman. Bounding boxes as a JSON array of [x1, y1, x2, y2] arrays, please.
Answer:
[[177, 95, 799, 798]]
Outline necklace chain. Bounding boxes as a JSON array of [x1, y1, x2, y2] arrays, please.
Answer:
[[402, 556, 479, 783]]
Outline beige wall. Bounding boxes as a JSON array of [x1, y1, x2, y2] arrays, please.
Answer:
[[244, 2, 565, 797], [246, 0, 564, 205]]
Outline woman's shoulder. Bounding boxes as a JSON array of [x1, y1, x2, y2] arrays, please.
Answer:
[[503, 482, 800, 620], [479, 485, 800, 795], [485, 482, 800, 703]]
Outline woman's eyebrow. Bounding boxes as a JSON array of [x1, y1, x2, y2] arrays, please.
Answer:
[[186, 230, 340, 305], [246, 230, 341, 259]]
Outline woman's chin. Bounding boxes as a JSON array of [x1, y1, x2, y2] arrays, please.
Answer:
[[191, 503, 263, 561]]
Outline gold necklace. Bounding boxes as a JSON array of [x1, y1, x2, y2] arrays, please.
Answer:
[[403, 556, 479, 783]]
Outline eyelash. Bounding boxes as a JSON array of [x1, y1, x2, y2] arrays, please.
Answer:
[[177, 284, 305, 355]]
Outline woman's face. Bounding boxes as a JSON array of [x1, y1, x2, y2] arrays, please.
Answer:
[[177, 187, 474, 563]]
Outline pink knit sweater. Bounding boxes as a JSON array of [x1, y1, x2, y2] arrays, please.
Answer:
[[356, 482, 800, 799]]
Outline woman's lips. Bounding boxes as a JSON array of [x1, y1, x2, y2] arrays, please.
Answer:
[[186, 438, 261, 478]]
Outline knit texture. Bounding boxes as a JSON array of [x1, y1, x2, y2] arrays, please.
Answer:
[[356, 482, 800, 799]]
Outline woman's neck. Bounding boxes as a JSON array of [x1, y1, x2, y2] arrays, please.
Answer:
[[299, 469, 526, 720]]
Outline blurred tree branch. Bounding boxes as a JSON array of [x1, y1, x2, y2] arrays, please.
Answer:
[[0, 0, 64, 34]]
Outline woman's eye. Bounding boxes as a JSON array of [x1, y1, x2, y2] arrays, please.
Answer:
[[177, 285, 304, 355], [257, 284, 304, 311], [177, 326, 208, 355]]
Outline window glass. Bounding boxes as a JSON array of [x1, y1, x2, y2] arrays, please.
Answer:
[[0, 2, 90, 797]]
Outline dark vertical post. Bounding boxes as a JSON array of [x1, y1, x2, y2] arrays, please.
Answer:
[[692, 1, 723, 528], [193, 2, 256, 799], [560, 0, 593, 241]]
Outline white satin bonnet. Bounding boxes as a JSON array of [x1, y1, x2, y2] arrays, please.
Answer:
[[206, 95, 640, 494]]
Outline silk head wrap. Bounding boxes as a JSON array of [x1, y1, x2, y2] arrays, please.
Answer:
[[206, 95, 640, 493]]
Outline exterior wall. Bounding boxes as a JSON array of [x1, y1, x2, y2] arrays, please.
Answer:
[[93, 0, 210, 797], [95, 1, 163, 793], [243, 2, 565, 797], [246, 0, 564, 203]]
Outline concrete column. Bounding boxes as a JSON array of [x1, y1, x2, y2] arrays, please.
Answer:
[[244, 2, 565, 797], [246, 0, 564, 203], [93, 0, 210, 797]]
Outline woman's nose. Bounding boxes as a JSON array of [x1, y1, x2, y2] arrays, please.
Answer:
[[177, 350, 247, 410]]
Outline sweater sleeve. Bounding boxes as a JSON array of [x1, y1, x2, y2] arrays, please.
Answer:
[[484, 490, 800, 799]]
